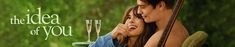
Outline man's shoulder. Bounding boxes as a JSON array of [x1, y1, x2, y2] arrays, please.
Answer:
[[172, 20, 189, 37]]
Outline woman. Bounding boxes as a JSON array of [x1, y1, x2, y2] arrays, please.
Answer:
[[89, 6, 157, 47]]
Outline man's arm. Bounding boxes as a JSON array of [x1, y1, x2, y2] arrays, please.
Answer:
[[144, 30, 163, 47], [144, 20, 189, 47], [165, 20, 189, 47]]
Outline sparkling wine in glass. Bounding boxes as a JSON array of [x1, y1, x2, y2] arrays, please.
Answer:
[[86, 20, 92, 42], [95, 20, 101, 39]]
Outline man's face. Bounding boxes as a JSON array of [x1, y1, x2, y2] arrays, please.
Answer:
[[137, 0, 161, 23]]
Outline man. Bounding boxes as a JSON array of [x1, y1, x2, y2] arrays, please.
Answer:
[[136, 0, 189, 47]]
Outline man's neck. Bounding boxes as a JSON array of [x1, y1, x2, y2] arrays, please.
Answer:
[[156, 9, 173, 31]]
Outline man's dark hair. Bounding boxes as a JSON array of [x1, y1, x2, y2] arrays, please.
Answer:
[[141, 0, 175, 9]]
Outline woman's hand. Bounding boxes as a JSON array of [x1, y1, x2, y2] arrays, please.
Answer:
[[112, 23, 129, 44]]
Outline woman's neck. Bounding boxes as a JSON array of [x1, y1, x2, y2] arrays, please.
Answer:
[[127, 36, 138, 47]]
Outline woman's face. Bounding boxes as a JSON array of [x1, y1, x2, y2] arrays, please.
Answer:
[[125, 10, 145, 37]]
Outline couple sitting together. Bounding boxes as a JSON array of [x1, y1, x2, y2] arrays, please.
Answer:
[[89, 0, 189, 47]]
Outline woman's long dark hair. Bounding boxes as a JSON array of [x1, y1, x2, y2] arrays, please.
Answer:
[[121, 6, 157, 47]]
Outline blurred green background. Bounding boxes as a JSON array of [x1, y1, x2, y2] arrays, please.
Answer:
[[0, 0, 235, 47]]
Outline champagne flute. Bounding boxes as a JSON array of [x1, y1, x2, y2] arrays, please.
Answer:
[[86, 20, 92, 42], [95, 20, 101, 39]]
